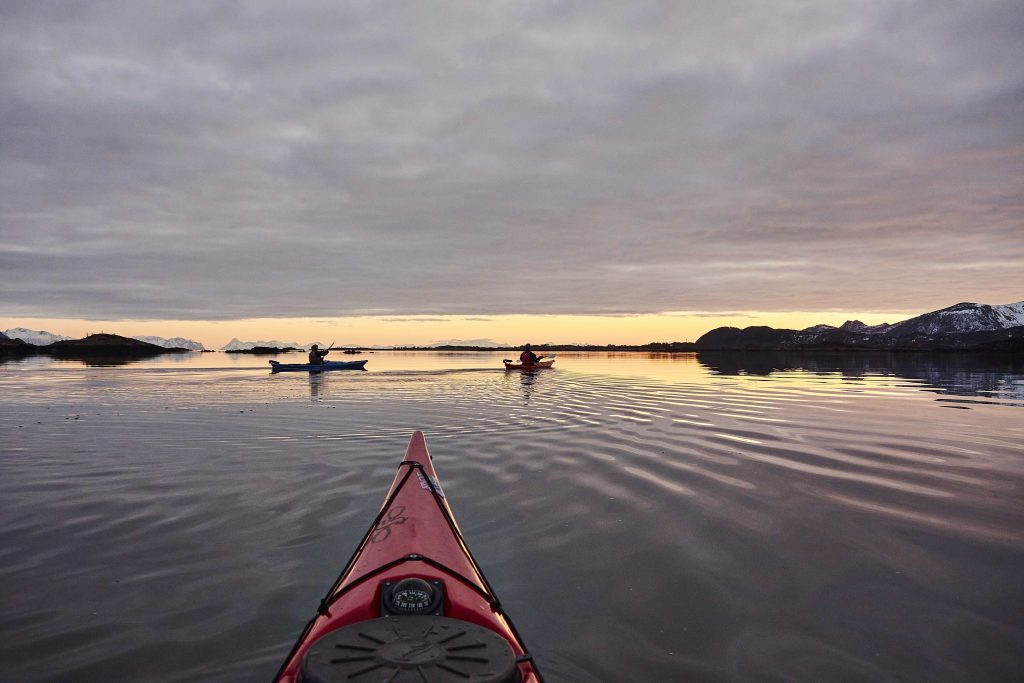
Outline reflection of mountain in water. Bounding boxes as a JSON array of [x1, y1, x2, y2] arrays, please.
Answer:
[[76, 356, 152, 367], [697, 351, 1024, 404], [0, 353, 156, 367]]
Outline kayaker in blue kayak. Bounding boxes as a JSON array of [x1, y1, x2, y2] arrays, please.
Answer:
[[519, 343, 545, 367], [308, 344, 330, 365]]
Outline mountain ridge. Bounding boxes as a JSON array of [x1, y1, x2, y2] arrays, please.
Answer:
[[697, 301, 1024, 352], [3, 328, 72, 345]]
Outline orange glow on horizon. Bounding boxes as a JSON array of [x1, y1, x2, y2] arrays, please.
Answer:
[[2, 310, 912, 349]]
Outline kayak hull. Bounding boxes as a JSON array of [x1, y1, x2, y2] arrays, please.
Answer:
[[269, 360, 367, 372], [503, 360, 554, 370], [274, 432, 542, 683]]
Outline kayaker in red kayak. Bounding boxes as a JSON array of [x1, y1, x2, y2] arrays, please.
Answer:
[[519, 343, 546, 367], [308, 344, 329, 365]]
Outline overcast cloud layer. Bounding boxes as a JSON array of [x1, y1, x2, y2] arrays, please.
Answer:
[[2, 0, 1022, 320]]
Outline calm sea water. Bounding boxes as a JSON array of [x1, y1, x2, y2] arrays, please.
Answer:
[[1, 351, 1022, 682]]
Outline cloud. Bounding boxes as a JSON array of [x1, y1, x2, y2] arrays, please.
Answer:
[[666, 312, 756, 318], [1, 1, 1022, 321], [378, 317, 450, 323]]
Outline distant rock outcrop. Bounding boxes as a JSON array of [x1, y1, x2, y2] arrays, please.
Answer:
[[225, 346, 302, 354], [696, 301, 1024, 352], [45, 333, 190, 357], [693, 327, 741, 348], [695, 326, 799, 350]]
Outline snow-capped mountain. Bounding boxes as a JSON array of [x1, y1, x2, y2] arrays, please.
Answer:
[[132, 335, 205, 351], [3, 328, 71, 345], [220, 338, 303, 351], [884, 301, 1024, 337]]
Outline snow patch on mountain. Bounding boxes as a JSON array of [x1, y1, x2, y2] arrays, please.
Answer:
[[132, 336, 205, 351], [992, 302, 1024, 327], [221, 338, 303, 351], [3, 328, 71, 345]]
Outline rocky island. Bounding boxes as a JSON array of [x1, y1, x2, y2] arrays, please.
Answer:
[[0, 333, 194, 360], [225, 346, 303, 354], [45, 333, 193, 358]]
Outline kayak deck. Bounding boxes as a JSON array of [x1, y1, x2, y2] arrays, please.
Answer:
[[503, 359, 554, 369], [269, 359, 367, 372], [274, 432, 542, 682]]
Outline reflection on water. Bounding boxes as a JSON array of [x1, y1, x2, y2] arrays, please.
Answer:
[[308, 372, 324, 400], [507, 366, 548, 404], [698, 350, 1024, 405], [6, 350, 1021, 409], [0, 352, 1022, 682]]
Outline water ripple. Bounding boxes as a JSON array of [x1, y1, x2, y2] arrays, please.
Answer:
[[1, 353, 1022, 682]]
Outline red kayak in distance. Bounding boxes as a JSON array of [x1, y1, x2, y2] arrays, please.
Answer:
[[503, 360, 555, 370], [274, 432, 543, 683]]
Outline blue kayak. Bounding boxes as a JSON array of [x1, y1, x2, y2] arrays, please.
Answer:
[[269, 359, 367, 372]]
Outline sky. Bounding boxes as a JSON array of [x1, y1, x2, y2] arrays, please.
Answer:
[[2, 1, 1022, 347]]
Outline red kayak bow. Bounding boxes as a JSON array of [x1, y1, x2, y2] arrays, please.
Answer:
[[274, 432, 543, 683]]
